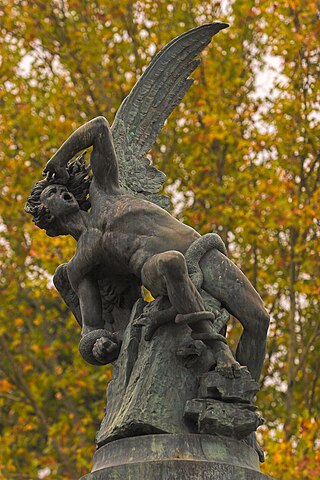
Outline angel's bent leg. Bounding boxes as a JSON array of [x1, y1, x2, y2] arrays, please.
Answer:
[[142, 252, 241, 376], [141, 251, 205, 314], [200, 249, 270, 381]]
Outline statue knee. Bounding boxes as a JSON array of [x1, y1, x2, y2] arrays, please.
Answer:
[[158, 251, 186, 277], [93, 115, 110, 129]]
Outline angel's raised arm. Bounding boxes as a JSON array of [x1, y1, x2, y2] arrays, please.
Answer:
[[43, 116, 120, 191]]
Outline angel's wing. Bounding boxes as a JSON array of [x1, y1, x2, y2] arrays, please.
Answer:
[[111, 22, 228, 209]]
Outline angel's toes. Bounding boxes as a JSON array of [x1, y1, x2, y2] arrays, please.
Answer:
[[215, 354, 241, 379]]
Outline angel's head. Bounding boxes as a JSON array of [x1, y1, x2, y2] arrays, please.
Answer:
[[25, 153, 91, 237]]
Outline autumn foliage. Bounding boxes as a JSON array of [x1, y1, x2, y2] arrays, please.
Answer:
[[0, 1, 319, 479]]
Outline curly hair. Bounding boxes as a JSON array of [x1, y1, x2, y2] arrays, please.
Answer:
[[25, 152, 91, 235]]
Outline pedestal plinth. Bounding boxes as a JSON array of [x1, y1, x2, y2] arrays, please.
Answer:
[[80, 434, 273, 480]]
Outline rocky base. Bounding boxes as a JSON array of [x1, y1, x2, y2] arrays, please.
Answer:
[[185, 398, 263, 439], [96, 300, 264, 452], [80, 434, 273, 480]]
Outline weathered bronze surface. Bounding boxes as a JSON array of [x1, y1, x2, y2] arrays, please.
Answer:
[[25, 22, 272, 478]]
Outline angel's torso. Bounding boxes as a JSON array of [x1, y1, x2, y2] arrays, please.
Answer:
[[77, 185, 199, 279]]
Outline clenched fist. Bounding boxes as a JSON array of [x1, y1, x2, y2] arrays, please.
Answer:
[[92, 333, 121, 363]]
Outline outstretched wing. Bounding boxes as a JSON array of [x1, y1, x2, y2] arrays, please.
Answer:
[[111, 22, 228, 209]]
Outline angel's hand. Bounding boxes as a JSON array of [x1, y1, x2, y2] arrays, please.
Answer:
[[42, 159, 69, 185], [79, 329, 122, 365], [92, 333, 121, 364]]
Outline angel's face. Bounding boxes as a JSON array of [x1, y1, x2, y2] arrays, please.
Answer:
[[41, 184, 79, 219]]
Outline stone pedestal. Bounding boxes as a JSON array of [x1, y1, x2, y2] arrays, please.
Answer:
[[80, 299, 272, 479], [80, 434, 273, 479]]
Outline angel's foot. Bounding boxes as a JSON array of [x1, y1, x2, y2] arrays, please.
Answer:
[[134, 305, 177, 341], [175, 311, 227, 345], [215, 348, 241, 379]]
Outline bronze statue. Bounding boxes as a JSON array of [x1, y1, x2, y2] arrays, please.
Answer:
[[25, 24, 274, 474], [25, 23, 269, 382]]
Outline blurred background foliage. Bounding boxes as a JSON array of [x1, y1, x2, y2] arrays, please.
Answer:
[[0, 0, 319, 479]]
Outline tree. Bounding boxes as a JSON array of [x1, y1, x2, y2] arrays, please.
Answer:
[[0, 1, 319, 478]]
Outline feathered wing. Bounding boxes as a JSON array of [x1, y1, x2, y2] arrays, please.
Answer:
[[111, 22, 228, 209]]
